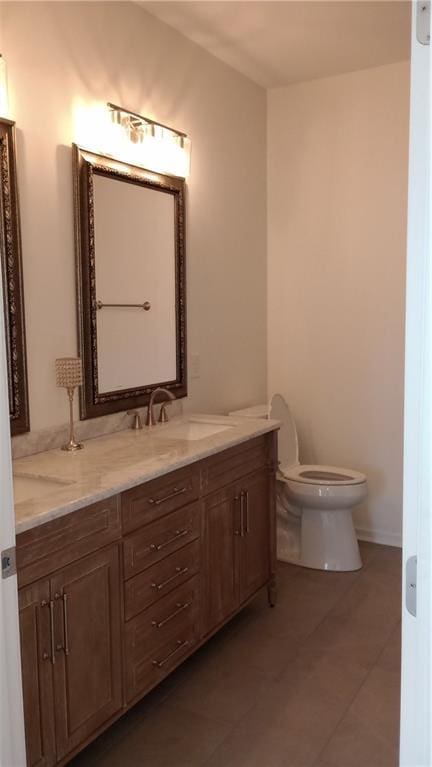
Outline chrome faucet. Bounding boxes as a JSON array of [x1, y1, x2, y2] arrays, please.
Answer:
[[146, 387, 175, 427]]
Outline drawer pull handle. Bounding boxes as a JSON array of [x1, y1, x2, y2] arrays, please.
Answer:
[[151, 566, 189, 591], [148, 487, 187, 506], [150, 529, 189, 552], [151, 602, 191, 629], [152, 639, 190, 668]]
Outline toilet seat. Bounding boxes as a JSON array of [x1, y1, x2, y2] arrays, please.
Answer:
[[280, 463, 366, 486], [268, 393, 366, 487]]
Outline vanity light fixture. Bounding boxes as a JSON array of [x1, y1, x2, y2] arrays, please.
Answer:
[[0, 54, 9, 118], [107, 103, 191, 178], [55, 357, 84, 452]]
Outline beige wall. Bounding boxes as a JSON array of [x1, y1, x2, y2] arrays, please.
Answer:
[[268, 61, 410, 545], [3, 3, 410, 544], [3, 1, 267, 431]]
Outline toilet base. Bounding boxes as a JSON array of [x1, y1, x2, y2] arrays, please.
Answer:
[[277, 507, 362, 572]]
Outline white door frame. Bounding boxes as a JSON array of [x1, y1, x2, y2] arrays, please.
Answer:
[[0, 242, 26, 763], [400, 3, 431, 765]]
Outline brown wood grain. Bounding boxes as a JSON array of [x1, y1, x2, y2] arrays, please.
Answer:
[[51, 545, 122, 762], [16, 496, 121, 588], [200, 435, 268, 495], [18, 433, 277, 765], [124, 576, 200, 702], [19, 580, 56, 767], [123, 502, 200, 579], [237, 470, 270, 603], [124, 540, 200, 620], [121, 466, 199, 534], [202, 483, 239, 635]]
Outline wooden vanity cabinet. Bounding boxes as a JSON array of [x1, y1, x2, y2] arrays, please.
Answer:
[[202, 483, 239, 634], [202, 468, 271, 636], [237, 469, 271, 604], [18, 545, 122, 767], [19, 580, 56, 767], [50, 545, 122, 762], [17, 432, 277, 766], [17, 498, 123, 767]]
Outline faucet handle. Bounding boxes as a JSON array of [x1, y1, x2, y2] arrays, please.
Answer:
[[158, 402, 172, 423], [127, 410, 143, 430]]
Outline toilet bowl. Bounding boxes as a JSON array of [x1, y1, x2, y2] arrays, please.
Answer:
[[229, 395, 368, 572]]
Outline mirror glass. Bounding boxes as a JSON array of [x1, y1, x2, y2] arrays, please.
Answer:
[[74, 146, 187, 420], [94, 174, 176, 393], [0, 118, 29, 435]]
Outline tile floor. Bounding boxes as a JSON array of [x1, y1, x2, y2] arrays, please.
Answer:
[[70, 542, 401, 767]]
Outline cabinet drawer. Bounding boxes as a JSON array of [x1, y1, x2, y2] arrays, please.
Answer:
[[201, 436, 269, 496], [124, 541, 200, 620], [121, 467, 200, 534], [123, 502, 200, 580], [16, 497, 121, 588], [124, 577, 199, 679], [125, 621, 199, 704]]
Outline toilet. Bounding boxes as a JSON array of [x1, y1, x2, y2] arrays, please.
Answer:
[[229, 394, 368, 572]]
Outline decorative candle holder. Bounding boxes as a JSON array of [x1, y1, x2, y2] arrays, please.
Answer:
[[55, 357, 84, 452]]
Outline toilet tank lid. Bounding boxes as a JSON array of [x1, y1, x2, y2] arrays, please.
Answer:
[[228, 404, 269, 419], [228, 397, 299, 470]]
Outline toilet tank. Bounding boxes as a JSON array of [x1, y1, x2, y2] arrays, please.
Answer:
[[228, 404, 269, 419]]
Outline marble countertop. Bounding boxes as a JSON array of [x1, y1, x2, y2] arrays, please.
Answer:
[[13, 414, 280, 534]]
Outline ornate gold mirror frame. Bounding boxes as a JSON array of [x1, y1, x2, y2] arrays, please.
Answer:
[[73, 144, 187, 420], [0, 118, 29, 435]]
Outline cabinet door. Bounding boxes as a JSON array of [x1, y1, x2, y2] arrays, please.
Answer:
[[19, 580, 56, 767], [202, 484, 240, 635], [238, 470, 270, 604], [51, 545, 122, 762]]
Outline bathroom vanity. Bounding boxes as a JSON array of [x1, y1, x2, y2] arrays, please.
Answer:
[[2, 106, 279, 767], [14, 416, 278, 766]]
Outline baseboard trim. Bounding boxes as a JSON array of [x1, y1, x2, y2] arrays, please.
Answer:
[[356, 526, 402, 549]]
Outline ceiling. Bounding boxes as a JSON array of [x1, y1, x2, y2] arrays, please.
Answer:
[[142, 1, 411, 88]]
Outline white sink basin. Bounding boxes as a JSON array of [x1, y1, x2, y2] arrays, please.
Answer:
[[13, 474, 74, 504], [154, 418, 235, 442]]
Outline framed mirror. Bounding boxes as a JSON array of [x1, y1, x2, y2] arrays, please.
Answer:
[[0, 118, 29, 435], [73, 145, 187, 420]]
